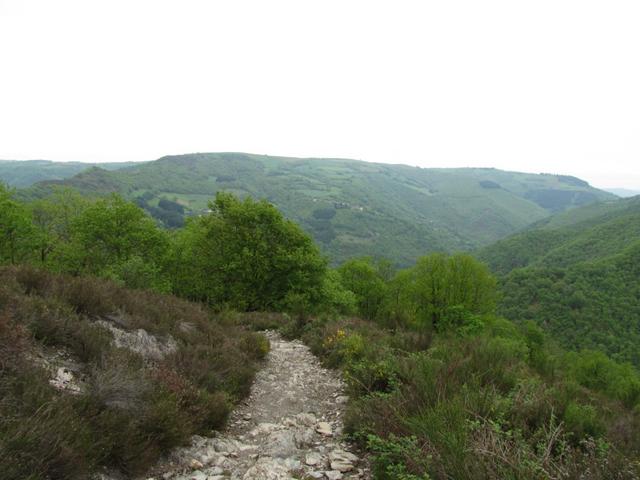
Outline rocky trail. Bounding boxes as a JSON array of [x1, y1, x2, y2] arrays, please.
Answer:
[[148, 332, 371, 480]]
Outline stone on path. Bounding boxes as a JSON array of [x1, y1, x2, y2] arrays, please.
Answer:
[[148, 331, 370, 480], [315, 422, 333, 436]]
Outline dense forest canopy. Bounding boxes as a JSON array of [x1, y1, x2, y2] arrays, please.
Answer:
[[479, 196, 640, 365]]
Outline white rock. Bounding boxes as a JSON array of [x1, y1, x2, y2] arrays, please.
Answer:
[[294, 427, 316, 448], [242, 457, 291, 479], [325, 471, 343, 480], [329, 450, 358, 463], [305, 452, 323, 466], [330, 460, 354, 473], [283, 457, 301, 470], [188, 470, 207, 480], [265, 430, 297, 458], [295, 413, 317, 426], [249, 422, 280, 437], [315, 422, 332, 436], [95, 320, 177, 360]]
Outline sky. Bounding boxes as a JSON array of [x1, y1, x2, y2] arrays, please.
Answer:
[[0, 1, 639, 189]]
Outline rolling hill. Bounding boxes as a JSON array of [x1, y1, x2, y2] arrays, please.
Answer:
[[0, 159, 136, 187], [478, 196, 640, 365], [605, 187, 640, 198], [21, 152, 616, 265]]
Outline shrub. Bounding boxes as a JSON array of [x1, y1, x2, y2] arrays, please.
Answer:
[[0, 265, 265, 478], [367, 434, 432, 479], [267, 310, 640, 480], [564, 402, 604, 440]]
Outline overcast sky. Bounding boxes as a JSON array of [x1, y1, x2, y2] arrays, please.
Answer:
[[1, 1, 639, 188]]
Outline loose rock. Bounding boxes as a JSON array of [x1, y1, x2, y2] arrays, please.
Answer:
[[148, 332, 369, 480]]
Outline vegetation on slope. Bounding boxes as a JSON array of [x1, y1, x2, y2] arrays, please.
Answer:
[[0, 266, 268, 479], [21, 152, 615, 265], [478, 197, 640, 365], [1, 184, 335, 312], [2, 182, 639, 479], [242, 253, 640, 479]]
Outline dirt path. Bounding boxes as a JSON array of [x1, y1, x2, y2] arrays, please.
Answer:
[[151, 331, 371, 480]]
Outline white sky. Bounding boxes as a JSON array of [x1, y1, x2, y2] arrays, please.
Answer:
[[1, 1, 639, 189]]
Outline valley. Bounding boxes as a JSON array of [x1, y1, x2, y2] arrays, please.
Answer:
[[8, 152, 615, 265], [1, 158, 639, 480]]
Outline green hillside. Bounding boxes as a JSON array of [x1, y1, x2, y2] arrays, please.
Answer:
[[0, 159, 136, 187], [3, 184, 640, 479], [478, 196, 640, 364], [22, 153, 614, 265]]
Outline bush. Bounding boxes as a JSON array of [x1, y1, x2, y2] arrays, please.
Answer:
[[564, 402, 604, 440], [0, 266, 266, 478], [261, 310, 640, 480], [367, 434, 432, 479]]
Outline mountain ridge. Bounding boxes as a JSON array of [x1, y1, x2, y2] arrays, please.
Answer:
[[16, 152, 616, 265], [0, 159, 138, 187]]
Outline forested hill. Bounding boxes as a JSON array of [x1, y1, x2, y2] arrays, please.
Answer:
[[478, 196, 640, 365], [3, 183, 640, 479], [0, 159, 136, 187], [22, 152, 615, 265]]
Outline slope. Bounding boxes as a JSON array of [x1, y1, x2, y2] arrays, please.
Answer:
[[24, 152, 615, 265], [0, 159, 137, 187], [478, 196, 640, 364]]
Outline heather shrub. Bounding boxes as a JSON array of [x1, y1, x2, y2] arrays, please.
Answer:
[[0, 266, 265, 479]]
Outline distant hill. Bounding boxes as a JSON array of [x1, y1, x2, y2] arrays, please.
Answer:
[[0, 159, 137, 187], [22, 152, 615, 265], [478, 196, 640, 364], [604, 187, 640, 198]]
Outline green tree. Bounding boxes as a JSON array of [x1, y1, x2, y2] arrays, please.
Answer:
[[170, 192, 326, 310], [398, 253, 497, 331], [29, 187, 89, 265], [0, 183, 35, 264], [338, 257, 388, 320], [317, 269, 358, 316], [58, 194, 169, 289], [167, 217, 211, 300]]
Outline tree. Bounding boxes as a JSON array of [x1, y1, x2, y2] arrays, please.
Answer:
[[398, 253, 497, 331], [29, 187, 89, 265], [337, 257, 388, 320], [60, 194, 170, 288], [170, 192, 327, 310], [0, 183, 35, 264]]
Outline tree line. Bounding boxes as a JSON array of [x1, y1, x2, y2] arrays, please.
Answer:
[[0, 183, 497, 333]]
